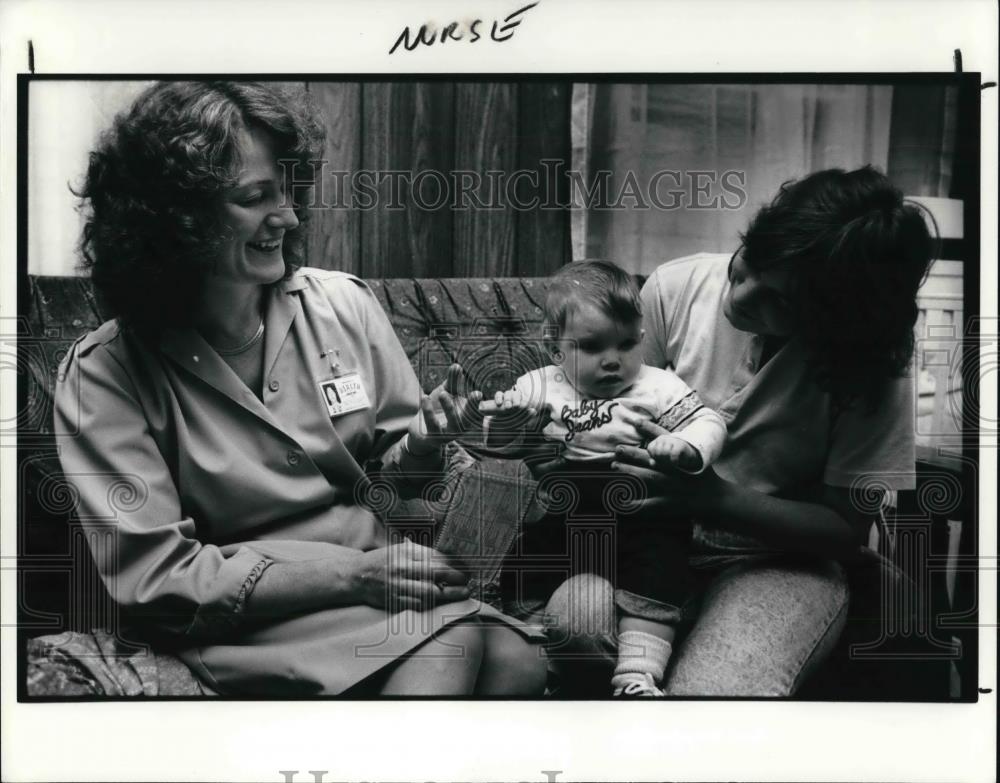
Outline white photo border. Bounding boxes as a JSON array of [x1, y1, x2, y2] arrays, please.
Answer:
[[1, 1, 996, 781]]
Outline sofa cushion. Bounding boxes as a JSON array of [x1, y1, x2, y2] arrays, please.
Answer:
[[368, 278, 552, 395]]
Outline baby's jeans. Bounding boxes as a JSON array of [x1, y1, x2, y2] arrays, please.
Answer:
[[503, 462, 694, 627]]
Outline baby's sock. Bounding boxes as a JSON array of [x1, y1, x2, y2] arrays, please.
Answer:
[[611, 630, 673, 692]]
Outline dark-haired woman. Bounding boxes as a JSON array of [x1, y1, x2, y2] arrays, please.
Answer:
[[545, 166, 934, 696], [54, 81, 547, 696]]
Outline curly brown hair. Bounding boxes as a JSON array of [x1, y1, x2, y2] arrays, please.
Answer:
[[740, 166, 936, 411], [76, 81, 325, 334]]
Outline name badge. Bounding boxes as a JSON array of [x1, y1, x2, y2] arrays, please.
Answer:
[[319, 372, 371, 418]]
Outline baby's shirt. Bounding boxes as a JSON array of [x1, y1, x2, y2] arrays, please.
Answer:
[[507, 364, 727, 469]]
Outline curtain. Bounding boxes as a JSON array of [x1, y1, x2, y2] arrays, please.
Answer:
[[28, 80, 572, 279], [572, 83, 895, 274], [572, 81, 963, 462], [887, 84, 959, 199], [28, 81, 153, 276]]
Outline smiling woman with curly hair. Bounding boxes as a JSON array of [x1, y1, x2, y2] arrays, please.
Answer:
[[78, 81, 322, 333], [55, 81, 547, 697]]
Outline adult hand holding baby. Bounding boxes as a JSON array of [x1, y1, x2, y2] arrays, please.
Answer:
[[612, 419, 726, 517], [478, 392, 568, 478], [478, 386, 539, 416]]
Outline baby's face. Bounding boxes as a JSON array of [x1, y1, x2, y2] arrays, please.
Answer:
[[555, 302, 643, 399]]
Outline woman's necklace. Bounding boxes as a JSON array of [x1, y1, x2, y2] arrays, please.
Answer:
[[213, 318, 265, 356]]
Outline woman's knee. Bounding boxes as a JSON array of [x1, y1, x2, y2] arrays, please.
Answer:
[[789, 561, 849, 691], [432, 621, 486, 667], [375, 621, 486, 695], [665, 559, 849, 697], [478, 626, 548, 695]]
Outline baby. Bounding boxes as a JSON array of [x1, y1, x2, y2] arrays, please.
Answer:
[[480, 260, 727, 696]]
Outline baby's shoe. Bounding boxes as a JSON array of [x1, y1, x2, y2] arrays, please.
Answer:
[[611, 672, 664, 697]]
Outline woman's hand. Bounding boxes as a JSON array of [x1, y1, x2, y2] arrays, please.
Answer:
[[406, 363, 484, 458], [613, 420, 863, 557], [478, 394, 567, 478], [611, 419, 727, 517], [354, 539, 471, 612]]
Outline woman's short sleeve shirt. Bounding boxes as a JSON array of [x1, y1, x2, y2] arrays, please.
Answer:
[[640, 253, 916, 495]]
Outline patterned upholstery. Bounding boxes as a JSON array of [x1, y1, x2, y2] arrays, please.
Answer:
[[368, 278, 553, 396], [26, 632, 206, 697]]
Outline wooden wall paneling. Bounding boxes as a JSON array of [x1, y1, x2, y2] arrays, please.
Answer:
[[361, 83, 456, 279], [304, 82, 362, 274], [404, 82, 456, 278], [516, 83, 572, 276], [453, 83, 519, 278], [361, 83, 409, 279]]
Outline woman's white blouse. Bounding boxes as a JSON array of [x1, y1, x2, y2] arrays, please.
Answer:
[[641, 253, 916, 497]]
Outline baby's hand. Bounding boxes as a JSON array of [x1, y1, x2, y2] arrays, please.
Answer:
[[478, 391, 549, 447], [646, 434, 703, 473], [478, 388, 534, 415]]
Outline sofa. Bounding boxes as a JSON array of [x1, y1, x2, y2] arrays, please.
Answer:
[[18, 274, 955, 699]]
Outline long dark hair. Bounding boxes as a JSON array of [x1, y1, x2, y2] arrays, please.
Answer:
[[76, 81, 324, 335], [741, 166, 936, 411]]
